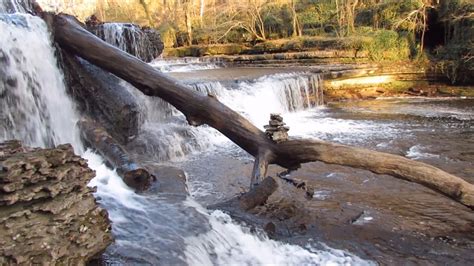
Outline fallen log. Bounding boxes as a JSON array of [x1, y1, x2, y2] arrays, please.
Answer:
[[49, 13, 474, 209], [78, 117, 154, 191], [210, 176, 279, 211]]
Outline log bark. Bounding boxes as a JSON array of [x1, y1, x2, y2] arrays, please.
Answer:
[[210, 176, 278, 211], [49, 13, 474, 209], [250, 152, 270, 188], [78, 117, 154, 191]]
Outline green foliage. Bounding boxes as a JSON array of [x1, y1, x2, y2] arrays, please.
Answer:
[[262, 5, 292, 38], [361, 30, 410, 61], [158, 23, 177, 48], [434, 44, 473, 85], [433, 0, 474, 84], [356, 0, 419, 30], [165, 44, 246, 57], [298, 0, 335, 29]]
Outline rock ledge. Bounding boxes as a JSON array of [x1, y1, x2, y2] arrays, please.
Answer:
[[0, 140, 112, 264]]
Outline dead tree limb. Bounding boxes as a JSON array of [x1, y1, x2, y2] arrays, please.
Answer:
[[49, 13, 474, 209], [250, 152, 270, 188], [78, 117, 154, 191], [210, 176, 279, 211]]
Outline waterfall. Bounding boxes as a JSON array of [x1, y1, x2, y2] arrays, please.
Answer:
[[192, 73, 324, 127], [0, 14, 82, 151], [91, 23, 160, 62], [0, 12, 370, 263], [0, 0, 30, 13], [126, 72, 324, 161]]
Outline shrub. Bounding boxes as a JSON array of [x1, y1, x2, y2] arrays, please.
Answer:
[[158, 23, 177, 48], [362, 30, 410, 61]]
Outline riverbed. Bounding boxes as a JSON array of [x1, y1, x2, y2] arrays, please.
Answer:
[[90, 62, 474, 264]]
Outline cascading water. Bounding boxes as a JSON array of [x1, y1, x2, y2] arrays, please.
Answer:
[[150, 57, 223, 72], [0, 13, 82, 151], [91, 22, 161, 62], [125, 71, 325, 161], [0, 0, 30, 13], [0, 7, 370, 264]]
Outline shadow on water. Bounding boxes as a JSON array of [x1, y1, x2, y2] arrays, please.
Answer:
[[179, 97, 474, 265]]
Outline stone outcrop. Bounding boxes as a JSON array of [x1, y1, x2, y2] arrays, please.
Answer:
[[264, 113, 289, 143], [0, 140, 112, 264], [60, 51, 141, 144]]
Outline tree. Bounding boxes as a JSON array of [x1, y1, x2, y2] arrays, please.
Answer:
[[237, 0, 269, 41], [394, 0, 433, 53], [290, 0, 302, 37]]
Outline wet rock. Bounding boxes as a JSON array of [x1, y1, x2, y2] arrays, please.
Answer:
[[144, 165, 187, 195], [264, 113, 289, 143], [0, 140, 113, 264], [60, 52, 141, 144], [264, 222, 276, 237]]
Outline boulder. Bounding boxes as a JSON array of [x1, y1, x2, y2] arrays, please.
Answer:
[[0, 140, 113, 264]]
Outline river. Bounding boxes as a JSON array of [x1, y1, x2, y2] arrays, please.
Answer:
[[1, 6, 473, 265]]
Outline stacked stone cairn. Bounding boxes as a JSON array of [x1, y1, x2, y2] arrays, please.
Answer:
[[0, 140, 112, 264], [264, 113, 290, 143]]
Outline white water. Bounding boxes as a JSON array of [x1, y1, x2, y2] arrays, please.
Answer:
[[185, 208, 370, 266], [0, 0, 28, 13], [406, 144, 440, 160], [0, 12, 371, 264], [150, 57, 222, 72], [124, 72, 325, 161], [96, 23, 155, 60], [84, 150, 372, 265], [0, 14, 82, 151]]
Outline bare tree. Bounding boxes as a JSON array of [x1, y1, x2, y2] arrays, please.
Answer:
[[394, 0, 433, 53]]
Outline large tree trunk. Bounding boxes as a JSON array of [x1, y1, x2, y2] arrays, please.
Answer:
[[48, 13, 474, 209]]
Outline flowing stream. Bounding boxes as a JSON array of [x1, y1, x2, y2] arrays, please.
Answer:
[[0, 4, 373, 265], [2, 2, 472, 264]]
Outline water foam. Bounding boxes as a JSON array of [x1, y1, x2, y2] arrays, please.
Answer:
[[0, 0, 29, 13], [0, 14, 82, 151], [406, 145, 441, 160], [184, 208, 372, 266], [85, 149, 372, 265], [151, 57, 222, 72]]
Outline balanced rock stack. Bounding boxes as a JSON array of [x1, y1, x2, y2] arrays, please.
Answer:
[[0, 140, 112, 264], [264, 113, 290, 143]]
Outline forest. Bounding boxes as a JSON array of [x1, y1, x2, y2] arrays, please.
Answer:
[[38, 0, 473, 84]]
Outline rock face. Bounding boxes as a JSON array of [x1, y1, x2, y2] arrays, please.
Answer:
[[86, 17, 164, 63], [0, 140, 113, 264], [60, 51, 142, 144], [264, 113, 289, 143]]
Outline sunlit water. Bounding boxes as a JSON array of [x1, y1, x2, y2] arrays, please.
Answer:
[[150, 57, 222, 72], [0, 7, 373, 266]]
